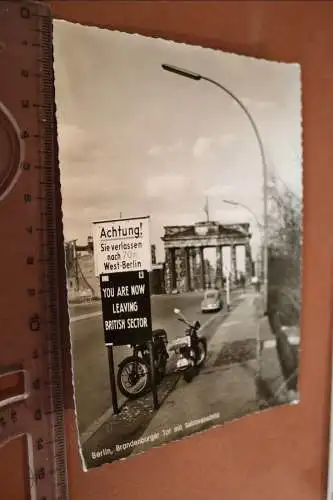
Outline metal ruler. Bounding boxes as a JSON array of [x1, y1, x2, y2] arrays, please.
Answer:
[[0, 2, 68, 499]]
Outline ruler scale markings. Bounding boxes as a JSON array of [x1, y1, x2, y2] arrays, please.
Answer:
[[39, 8, 68, 499], [0, 2, 68, 500]]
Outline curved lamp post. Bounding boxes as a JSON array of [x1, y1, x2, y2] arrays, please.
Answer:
[[161, 63, 268, 313], [222, 198, 264, 281], [222, 199, 262, 229]]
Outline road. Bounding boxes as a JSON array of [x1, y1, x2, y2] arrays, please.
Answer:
[[69, 290, 242, 436]]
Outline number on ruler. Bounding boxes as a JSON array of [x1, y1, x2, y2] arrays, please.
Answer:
[[35, 467, 45, 481], [20, 6, 30, 18], [20, 130, 29, 139], [36, 438, 44, 450], [29, 313, 40, 332], [21, 161, 31, 171], [34, 409, 42, 421], [32, 378, 40, 390]]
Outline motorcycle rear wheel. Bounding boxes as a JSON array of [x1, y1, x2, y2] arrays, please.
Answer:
[[117, 356, 151, 400], [155, 356, 167, 384]]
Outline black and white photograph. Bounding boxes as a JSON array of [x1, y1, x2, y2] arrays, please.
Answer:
[[53, 20, 302, 470]]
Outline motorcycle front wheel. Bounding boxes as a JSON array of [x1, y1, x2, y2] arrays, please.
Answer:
[[183, 339, 207, 383], [117, 356, 151, 400]]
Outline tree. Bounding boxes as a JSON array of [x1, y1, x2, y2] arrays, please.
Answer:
[[266, 174, 301, 391]]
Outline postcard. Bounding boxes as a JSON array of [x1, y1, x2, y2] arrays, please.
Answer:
[[53, 19, 302, 470]]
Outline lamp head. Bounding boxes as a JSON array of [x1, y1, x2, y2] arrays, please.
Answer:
[[161, 64, 201, 81]]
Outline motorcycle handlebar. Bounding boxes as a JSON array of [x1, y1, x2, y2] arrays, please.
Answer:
[[174, 308, 200, 329], [177, 315, 192, 327], [177, 317, 198, 331]]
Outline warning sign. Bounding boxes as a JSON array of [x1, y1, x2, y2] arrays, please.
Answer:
[[92, 216, 151, 276], [100, 271, 152, 346]]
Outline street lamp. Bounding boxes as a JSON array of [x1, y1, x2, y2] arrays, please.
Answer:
[[222, 198, 264, 283], [161, 63, 269, 313]]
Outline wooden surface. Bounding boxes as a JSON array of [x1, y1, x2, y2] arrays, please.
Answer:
[[50, 1, 333, 499]]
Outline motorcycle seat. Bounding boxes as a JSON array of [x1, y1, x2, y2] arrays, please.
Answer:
[[168, 336, 190, 350]]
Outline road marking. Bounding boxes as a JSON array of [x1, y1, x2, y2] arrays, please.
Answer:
[[219, 320, 241, 328], [70, 311, 101, 323]]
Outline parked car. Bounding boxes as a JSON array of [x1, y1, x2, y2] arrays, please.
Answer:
[[201, 288, 223, 313]]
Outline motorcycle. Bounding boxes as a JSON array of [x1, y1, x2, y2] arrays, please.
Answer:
[[117, 329, 169, 400], [168, 308, 207, 383]]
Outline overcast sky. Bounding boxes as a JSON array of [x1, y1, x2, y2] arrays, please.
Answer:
[[53, 20, 302, 263]]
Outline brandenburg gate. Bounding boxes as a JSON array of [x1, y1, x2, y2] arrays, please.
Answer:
[[162, 221, 253, 294]]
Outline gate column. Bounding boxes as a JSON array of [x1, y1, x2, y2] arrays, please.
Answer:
[[245, 243, 253, 281], [199, 247, 205, 290], [231, 244, 237, 284], [184, 247, 191, 291], [215, 245, 223, 289], [165, 247, 177, 293]]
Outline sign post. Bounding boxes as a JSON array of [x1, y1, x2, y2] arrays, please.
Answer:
[[107, 346, 119, 414], [92, 216, 158, 412], [223, 267, 231, 311], [226, 273, 231, 311]]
